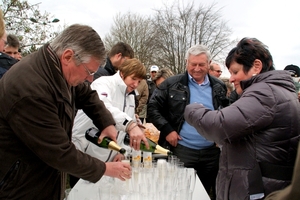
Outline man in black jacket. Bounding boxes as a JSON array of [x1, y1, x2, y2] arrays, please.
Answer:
[[93, 42, 134, 80], [147, 44, 229, 200], [0, 52, 18, 79], [0, 26, 19, 79]]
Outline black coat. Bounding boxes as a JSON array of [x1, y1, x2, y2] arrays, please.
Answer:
[[93, 57, 115, 80], [147, 71, 229, 148], [0, 52, 18, 79]]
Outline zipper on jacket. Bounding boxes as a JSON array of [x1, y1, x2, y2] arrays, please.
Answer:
[[0, 160, 20, 188]]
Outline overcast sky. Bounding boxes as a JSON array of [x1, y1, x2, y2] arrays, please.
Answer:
[[29, 0, 299, 77]]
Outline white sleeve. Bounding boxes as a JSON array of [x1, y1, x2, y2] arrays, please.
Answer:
[[72, 109, 94, 152]]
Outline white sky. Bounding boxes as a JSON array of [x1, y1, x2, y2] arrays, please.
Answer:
[[29, 0, 300, 77]]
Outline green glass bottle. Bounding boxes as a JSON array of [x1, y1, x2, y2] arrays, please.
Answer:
[[85, 127, 126, 155], [123, 133, 173, 156]]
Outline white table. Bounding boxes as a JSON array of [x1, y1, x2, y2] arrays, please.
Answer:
[[69, 175, 210, 200]]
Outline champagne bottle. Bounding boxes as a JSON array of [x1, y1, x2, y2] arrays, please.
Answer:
[[123, 133, 173, 156], [85, 127, 126, 155]]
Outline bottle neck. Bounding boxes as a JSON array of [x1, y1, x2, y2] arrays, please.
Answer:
[[107, 140, 126, 154], [154, 144, 171, 156]]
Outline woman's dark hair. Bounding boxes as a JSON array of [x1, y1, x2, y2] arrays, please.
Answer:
[[225, 37, 275, 74]]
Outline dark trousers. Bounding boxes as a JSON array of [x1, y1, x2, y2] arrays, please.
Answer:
[[172, 144, 220, 200]]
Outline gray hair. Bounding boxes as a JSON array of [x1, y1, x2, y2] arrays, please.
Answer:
[[185, 44, 211, 61], [50, 24, 106, 65], [152, 67, 174, 82]]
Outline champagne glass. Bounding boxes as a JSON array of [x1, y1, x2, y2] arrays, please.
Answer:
[[187, 168, 196, 193]]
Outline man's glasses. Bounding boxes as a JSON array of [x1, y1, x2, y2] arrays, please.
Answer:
[[82, 63, 96, 76], [74, 53, 97, 76], [214, 70, 222, 73]]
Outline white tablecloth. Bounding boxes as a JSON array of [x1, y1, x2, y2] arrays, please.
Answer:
[[69, 175, 210, 200]]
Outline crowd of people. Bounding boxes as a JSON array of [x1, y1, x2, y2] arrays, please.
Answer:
[[0, 8, 300, 200]]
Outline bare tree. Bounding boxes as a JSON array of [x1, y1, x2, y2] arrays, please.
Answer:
[[1, 0, 62, 55], [104, 12, 159, 68], [152, 1, 236, 73], [104, 1, 235, 74]]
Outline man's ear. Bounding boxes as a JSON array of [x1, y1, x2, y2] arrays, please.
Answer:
[[110, 53, 122, 63], [61, 49, 74, 66]]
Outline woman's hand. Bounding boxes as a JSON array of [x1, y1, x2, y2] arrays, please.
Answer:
[[127, 123, 149, 150]]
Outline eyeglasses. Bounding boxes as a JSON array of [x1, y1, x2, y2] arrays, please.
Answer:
[[82, 63, 96, 76], [74, 53, 97, 76], [214, 70, 222, 73]]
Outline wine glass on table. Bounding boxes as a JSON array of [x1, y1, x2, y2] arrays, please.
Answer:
[[187, 168, 196, 193]]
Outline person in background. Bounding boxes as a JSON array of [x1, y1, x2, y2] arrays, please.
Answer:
[[139, 65, 160, 123], [147, 65, 159, 99], [152, 67, 174, 87], [147, 44, 229, 200], [135, 78, 149, 123], [149, 65, 159, 80], [3, 34, 20, 60], [93, 42, 134, 80], [184, 37, 300, 200], [0, 12, 19, 79], [71, 58, 148, 187], [139, 67, 174, 123], [0, 24, 145, 200], [209, 62, 222, 78], [284, 64, 300, 77], [219, 77, 234, 97], [284, 64, 300, 101]]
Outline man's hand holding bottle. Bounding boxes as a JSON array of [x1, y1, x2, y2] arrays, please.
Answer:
[[98, 125, 118, 143]]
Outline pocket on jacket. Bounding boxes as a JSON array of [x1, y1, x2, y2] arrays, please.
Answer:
[[168, 89, 187, 118], [0, 160, 27, 193]]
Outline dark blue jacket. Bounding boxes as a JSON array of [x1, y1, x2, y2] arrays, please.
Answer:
[[93, 57, 115, 80], [0, 52, 18, 79]]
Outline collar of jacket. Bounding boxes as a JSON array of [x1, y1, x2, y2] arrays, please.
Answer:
[[42, 44, 73, 105], [0, 52, 19, 70], [240, 70, 295, 92], [182, 71, 229, 109], [180, 71, 224, 88], [104, 57, 117, 75]]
